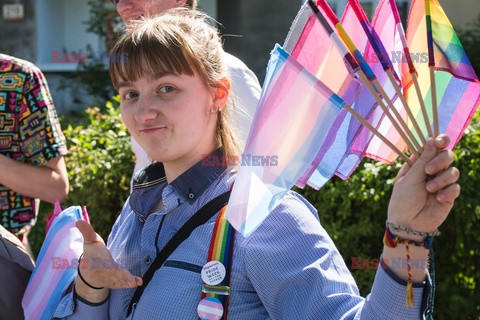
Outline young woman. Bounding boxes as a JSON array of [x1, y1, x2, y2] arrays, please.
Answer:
[[54, 8, 460, 319], [113, 0, 262, 179]]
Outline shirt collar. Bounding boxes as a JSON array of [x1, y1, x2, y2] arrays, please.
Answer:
[[170, 149, 227, 204], [131, 148, 227, 205]]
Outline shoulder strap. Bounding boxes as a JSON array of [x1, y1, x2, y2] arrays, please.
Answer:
[[127, 190, 231, 316]]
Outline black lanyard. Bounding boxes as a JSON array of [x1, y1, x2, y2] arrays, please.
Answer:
[[127, 190, 231, 317]]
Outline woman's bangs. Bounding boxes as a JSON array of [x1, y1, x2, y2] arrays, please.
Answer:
[[110, 32, 195, 88]]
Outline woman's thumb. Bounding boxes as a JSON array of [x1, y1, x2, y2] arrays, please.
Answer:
[[76, 220, 103, 245]]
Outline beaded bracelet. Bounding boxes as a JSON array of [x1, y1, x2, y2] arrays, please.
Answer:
[[77, 254, 105, 290], [386, 221, 440, 237], [383, 227, 434, 309]]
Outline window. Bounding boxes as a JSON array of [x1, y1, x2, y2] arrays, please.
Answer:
[[36, 0, 103, 71], [360, 1, 374, 20], [396, 0, 410, 28], [198, 0, 217, 19], [330, 1, 340, 15]]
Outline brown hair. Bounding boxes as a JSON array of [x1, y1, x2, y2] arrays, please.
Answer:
[[110, 8, 240, 160]]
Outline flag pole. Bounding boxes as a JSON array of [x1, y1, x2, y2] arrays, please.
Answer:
[[356, 70, 420, 157], [310, 0, 421, 157], [347, 0, 427, 146], [425, 0, 439, 136], [386, 69, 427, 145], [429, 66, 439, 136], [390, 0, 434, 138], [411, 72, 434, 138], [344, 103, 413, 165]]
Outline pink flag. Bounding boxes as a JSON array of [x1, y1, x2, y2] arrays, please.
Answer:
[[226, 45, 345, 235]]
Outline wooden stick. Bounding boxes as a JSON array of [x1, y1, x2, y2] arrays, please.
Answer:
[[429, 65, 439, 136], [411, 72, 434, 138], [357, 70, 420, 158], [344, 103, 413, 166], [386, 69, 426, 146], [372, 78, 423, 153]]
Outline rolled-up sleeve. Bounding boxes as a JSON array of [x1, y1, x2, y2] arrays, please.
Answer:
[[53, 288, 109, 319]]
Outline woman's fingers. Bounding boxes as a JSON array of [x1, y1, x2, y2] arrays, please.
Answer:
[[426, 166, 460, 193], [435, 182, 461, 204], [434, 134, 450, 149], [76, 220, 104, 245], [103, 267, 142, 289], [425, 149, 455, 176]]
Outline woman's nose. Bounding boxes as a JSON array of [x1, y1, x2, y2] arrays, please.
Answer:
[[135, 94, 159, 122]]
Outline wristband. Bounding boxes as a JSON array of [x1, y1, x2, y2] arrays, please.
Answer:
[[77, 254, 105, 290], [386, 221, 440, 237]]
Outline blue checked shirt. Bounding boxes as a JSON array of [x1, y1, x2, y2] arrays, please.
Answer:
[[55, 150, 426, 319]]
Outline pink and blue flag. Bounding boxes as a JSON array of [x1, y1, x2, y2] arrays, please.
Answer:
[[332, 0, 403, 177], [283, 1, 371, 190], [22, 206, 87, 320], [226, 44, 345, 236], [291, 0, 401, 190]]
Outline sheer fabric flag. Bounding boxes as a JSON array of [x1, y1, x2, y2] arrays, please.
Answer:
[[284, 1, 362, 189], [335, 0, 405, 177], [405, 0, 480, 148], [354, 0, 411, 164], [226, 45, 344, 236], [284, 1, 380, 190], [22, 206, 86, 320]]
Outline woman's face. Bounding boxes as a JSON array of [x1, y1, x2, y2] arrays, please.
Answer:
[[118, 67, 219, 169]]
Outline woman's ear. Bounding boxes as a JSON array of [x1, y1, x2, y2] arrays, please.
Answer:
[[212, 78, 231, 111]]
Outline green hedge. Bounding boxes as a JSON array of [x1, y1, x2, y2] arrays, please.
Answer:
[[30, 97, 134, 255], [29, 96, 479, 319], [297, 112, 480, 319]]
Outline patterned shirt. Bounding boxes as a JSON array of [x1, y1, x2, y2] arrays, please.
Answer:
[[55, 150, 427, 319], [0, 54, 67, 235]]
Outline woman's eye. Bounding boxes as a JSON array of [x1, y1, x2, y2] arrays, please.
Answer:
[[159, 85, 175, 93], [123, 91, 139, 100]]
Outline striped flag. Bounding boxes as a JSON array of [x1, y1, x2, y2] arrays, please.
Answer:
[[294, 0, 405, 190], [348, 0, 411, 165], [226, 44, 345, 236], [404, 0, 480, 148], [22, 206, 86, 320], [284, 1, 363, 189], [335, 0, 406, 176]]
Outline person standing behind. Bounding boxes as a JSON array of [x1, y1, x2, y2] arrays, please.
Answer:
[[112, 0, 262, 177], [0, 54, 69, 250]]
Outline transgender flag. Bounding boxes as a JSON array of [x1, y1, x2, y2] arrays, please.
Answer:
[[335, 0, 404, 175], [283, 1, 366, 190], [226, 45, 345, 236], [404, 0, 480, 148], [22, 206, 86, 320]]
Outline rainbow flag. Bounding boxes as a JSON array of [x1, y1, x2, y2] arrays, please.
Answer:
[[226, 45, 345, 236], [22, 206, 87, 320], [404, 0, 480, 148]]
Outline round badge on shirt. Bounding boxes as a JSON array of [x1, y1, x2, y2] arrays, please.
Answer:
[[197, 297, 223, 320], [201, 261, 226, 286]]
